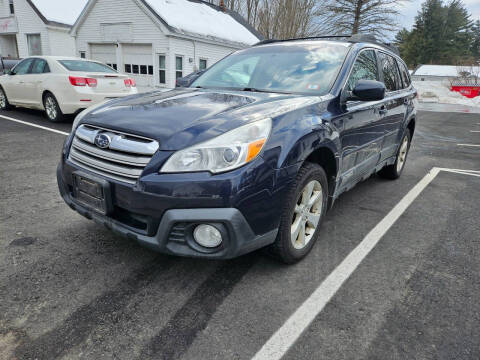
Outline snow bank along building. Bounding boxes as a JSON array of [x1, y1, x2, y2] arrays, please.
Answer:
[[0, 0, 87, 58], [71, 0, 262, 89]]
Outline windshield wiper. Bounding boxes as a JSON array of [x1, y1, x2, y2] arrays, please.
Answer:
[[241, 87, 292, 95]]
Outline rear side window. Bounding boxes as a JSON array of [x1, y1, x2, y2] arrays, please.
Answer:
[[378, 52, 401, 92], [31, 59, 49, 74], [58, 60, 116, 73], [397, 61, 411, 88], [346, 50, 378, 91]]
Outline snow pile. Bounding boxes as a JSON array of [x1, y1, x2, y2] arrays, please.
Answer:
[[31, 0, 88, 25], [413, 80, 480, 108], [145, 0, 259, 45]]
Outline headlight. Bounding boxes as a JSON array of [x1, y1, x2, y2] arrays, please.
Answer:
[[161, 118, 272, 173]]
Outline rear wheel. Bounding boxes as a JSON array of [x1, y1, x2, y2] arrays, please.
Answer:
[[379, 131, 411, 179], [43, 93, 64, 122], [0, 86, 12, 110], [267, 162, 328, 264]]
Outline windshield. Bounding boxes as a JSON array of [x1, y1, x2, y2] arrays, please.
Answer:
[[58, 60, 117, 73], [191, 42, 350, 95]]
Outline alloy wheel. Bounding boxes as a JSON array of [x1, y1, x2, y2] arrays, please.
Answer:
[[291, 180, 323, 250], [396, 136, 409, 173], [0, 89, 6, 108], [45, 96, 57, 120]]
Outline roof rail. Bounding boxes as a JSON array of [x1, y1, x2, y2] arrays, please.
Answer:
[[253, 34, 400, 55]]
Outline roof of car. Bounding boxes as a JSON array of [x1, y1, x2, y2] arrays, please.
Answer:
[[254, 35, 400, 56]]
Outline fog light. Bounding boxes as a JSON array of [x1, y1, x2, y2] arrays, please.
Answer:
[[193, 224, 222, 248]]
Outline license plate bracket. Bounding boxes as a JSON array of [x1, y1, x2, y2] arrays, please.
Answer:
[[72, 171, 112, 215]]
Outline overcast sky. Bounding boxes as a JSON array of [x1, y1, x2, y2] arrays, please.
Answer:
[[397, 0, 480, 31]]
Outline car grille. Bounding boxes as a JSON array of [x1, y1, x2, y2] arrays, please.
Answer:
[[68, 124, 159, 184]]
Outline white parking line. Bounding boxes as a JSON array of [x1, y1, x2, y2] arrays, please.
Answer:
[[457, 143, 480, 147], [470, 130, 480, 133], [0, 114, 69, 136], [252, 167, 479, 360]]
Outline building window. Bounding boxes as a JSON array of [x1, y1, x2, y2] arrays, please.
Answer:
[[140, 65, 147, 74], [148, 65, 153, 75], [132, 64, 139, 74], [27, 34, 42, 56], [199, 59, 207, 71], [125, 64, 131, 73], [9, 0, 14, 14], [159, 55, 166, 84], [175, 56, 183, 79], [79, 51, 86, 59]]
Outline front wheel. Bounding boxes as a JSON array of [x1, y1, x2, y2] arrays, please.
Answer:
[[379, 131, 411, 180], [267, 162, 328, 264], [43, 93, 64, 122], [0, 86, 12, 110]]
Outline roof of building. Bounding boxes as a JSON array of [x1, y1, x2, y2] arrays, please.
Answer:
[[142, 0, 262, 45], [28, 0, 89, 27], [412, 65, 480, 77]]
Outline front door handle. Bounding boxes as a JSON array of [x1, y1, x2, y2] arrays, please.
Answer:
[[403, 98, 409, 105]]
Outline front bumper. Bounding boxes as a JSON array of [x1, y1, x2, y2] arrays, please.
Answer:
[[57, 160, 282, 259]]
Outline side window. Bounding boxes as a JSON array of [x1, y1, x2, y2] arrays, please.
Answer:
[[379, 52, 401, 92], [398, 61, 411, 88], [12, 58, 34, 75], [346, 50, 378, 91], [31, 59, 49, 74]]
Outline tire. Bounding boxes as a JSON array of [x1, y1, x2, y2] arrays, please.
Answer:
[[43, 93, 64, 122], [267, 162, 328, 264], [379, 131, 411, 180], [0, 86, 12, 110]]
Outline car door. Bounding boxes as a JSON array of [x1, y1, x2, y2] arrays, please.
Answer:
[[377, 52, 405, 161], [336, 49, 385, 188], [7, 58, 34, 104], [27, 58, 50, 107]]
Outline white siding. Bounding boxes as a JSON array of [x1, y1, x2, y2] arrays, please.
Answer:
[[74, 0, 246, 89], [47, 27, 76, 56], [9, 0, 50, 57], [0, 0, 77, 57]]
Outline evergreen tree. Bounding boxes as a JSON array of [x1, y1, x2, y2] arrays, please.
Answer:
[[397, 0, 474, 68]]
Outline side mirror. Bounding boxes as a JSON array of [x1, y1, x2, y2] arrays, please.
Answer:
[[351, 80, 385, 101]]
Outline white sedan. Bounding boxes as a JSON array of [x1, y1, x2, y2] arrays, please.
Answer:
[[0, 56, 138, 122]]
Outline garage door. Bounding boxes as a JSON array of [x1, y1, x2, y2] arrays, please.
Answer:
[[122, 44, 153, 88], [90, 44, 117, 71]]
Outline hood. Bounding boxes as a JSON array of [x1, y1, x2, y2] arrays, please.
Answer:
[[81, 88, 323, 150]]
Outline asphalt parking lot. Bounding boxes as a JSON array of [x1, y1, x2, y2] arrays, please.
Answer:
[[0, 105, 479, 360]]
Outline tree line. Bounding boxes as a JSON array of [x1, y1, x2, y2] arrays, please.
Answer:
[[395, 0, 480, 68], [207, 0, 480, 68]]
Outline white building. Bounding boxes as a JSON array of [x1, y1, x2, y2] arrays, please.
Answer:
[[412, 65, 480, 82], [0, 0, 87, 58], [70, 0, 262, 89]]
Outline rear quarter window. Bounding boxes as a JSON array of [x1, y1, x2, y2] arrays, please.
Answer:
[[397, 60, 411, 88], [58, 60, 117, 73]]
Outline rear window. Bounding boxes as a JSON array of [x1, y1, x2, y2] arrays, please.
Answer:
[[58, 60, 116, 73], [378, 52, 402, 92]]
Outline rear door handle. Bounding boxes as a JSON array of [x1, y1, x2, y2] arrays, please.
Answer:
[[403, 98, 409, 105]]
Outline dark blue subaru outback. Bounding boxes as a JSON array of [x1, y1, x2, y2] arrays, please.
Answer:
[[57, 35, 416, 263]]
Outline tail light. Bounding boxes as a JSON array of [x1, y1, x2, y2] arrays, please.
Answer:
[[124, 78, 136, 87], [69, 76, 97, 87]]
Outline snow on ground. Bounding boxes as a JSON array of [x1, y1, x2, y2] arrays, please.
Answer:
[[31, 0, 88, 25], [145, 0, 259, 45], [413, 80, 480, 108]]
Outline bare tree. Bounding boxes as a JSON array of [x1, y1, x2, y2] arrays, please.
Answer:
[[256, 0, 324, 39], [319, 0, 409, 38]]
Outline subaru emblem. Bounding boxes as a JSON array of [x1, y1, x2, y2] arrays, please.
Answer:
[[94, 133, 111, 149]]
